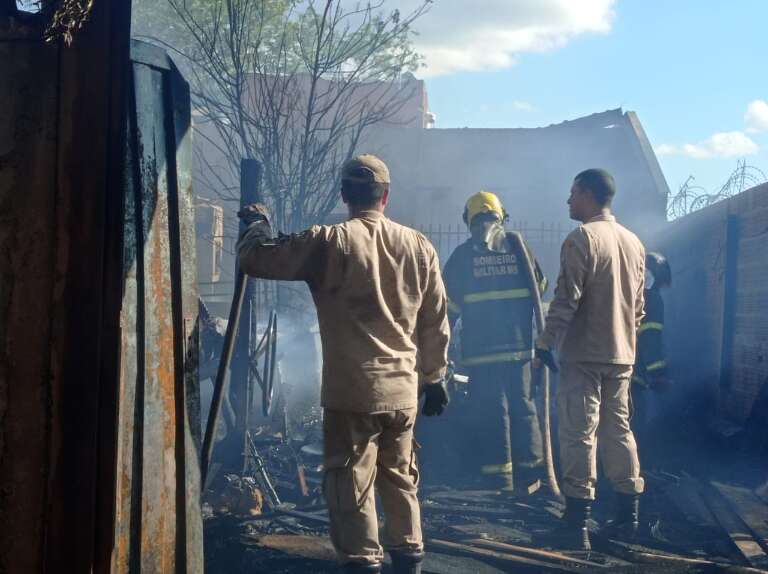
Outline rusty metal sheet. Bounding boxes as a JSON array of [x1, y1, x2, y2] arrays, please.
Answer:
[[134, 61, 179, 574], [167, 57, 204, 573], [1, 2, 133, 571], [0, 13, 202, 574], [111, 41, 203, 573], [112, 81, 143, 573]]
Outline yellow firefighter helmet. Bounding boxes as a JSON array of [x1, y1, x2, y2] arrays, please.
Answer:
[[463, 191, 506, 226]]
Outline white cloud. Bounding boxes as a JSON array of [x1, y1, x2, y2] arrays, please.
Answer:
[[745, 100, 768, 133], [399, 0, 616, 77], [655, 131, 759, 160], [510, 100, 535, 112]]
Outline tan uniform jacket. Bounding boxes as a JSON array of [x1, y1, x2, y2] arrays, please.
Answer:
[[237, 210, 449, 413], [538, 214, 645, 365]]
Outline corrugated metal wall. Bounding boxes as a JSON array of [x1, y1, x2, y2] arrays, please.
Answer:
[[0, 5, 134, 570], [110, 41, 204, 573], [0, 6, 203, 570]]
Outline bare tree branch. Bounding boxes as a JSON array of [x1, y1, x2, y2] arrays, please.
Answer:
[[138, 0, 430, 231]]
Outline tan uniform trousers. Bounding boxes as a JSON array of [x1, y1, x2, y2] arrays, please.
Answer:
[[557, 362, 645, 500], [323, 408, 421, 565]]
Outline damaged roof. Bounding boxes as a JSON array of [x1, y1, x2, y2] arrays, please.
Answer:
[[359, 108, 670, 241]]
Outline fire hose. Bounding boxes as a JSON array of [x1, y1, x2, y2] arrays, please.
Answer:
[[507, 231, 562, 498]]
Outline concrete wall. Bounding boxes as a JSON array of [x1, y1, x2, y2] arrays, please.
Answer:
[[193, 108, 671, 309], [356, 108, 669, 294], [359, 109, 669, 239], [656, 182, 768, 424]]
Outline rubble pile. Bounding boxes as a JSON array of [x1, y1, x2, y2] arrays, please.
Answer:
[[203, 451, 768, 573], [201, 371, 768, 573]]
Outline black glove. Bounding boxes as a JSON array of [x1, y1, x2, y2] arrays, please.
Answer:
[[422, 381, 449, 416], [535, 347, 559, 373], [237, 203, 271, 226]]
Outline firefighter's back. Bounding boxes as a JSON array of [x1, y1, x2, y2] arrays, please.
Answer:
[[314, 212, 439, 412]]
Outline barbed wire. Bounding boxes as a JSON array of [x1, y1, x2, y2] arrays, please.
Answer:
[[667, 160, 767, 220]]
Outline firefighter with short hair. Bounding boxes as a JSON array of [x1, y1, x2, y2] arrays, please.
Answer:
[[536, 168, 645, 550], [443, 191, 546, 492]]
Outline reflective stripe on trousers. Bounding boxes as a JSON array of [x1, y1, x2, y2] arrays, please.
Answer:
[[465, 361, 544, 480], [481, 462, 513, 475]]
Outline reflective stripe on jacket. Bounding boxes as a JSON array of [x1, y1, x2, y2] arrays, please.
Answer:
[[634, 287, 666, 382], [443, 231, 546, 365]]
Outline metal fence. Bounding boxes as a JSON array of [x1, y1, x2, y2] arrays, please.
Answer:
[[199, 222, 572, 315]]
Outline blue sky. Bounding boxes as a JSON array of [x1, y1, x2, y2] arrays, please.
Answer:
[[412, 0, 768, 197]]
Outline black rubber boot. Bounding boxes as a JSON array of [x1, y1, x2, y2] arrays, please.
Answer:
[[600, 493, 640, 541], [547, 497, 592, 551], [389, 550, 425, 574], [342, 561, 382, 573]]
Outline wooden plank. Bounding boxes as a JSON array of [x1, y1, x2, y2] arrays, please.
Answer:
[[276, 508, 331, 525], [467, 538, 608, 568], [712, 482, 768, 553], [428, 490, 510, 504], [616, 547, 767, 574], [421, 503, 517, 517], [664, 477, 718, 528], [704, 483, 768, 568], [255, 534, 335, 562], [427, 539, 579, 573]]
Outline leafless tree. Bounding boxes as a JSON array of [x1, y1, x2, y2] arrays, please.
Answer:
[[150, 0, 430, 232]]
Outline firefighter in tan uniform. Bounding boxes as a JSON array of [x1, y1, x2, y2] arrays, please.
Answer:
[[535, 169, 646, 550], [443, 192, 546, 492], [237, 155, 450, 574]]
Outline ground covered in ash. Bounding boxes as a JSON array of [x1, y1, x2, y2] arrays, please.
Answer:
[[203, 446, 768, 573], [202, 394, 768, 573]]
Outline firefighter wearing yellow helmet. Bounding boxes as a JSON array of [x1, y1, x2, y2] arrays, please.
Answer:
[[462, 191, 506, 226], [443, 191, 547, 492]]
